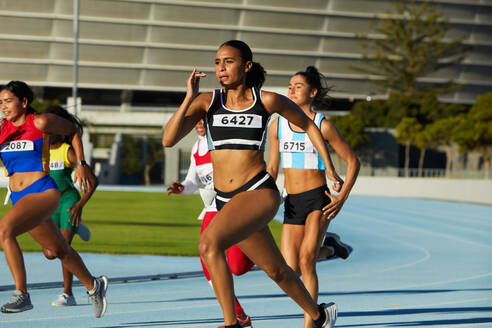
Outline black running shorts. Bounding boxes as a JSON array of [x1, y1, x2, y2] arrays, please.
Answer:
[[284, 185, 330, 225]]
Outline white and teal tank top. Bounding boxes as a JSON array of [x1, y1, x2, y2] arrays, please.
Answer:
[[278, 112, 327, 170]]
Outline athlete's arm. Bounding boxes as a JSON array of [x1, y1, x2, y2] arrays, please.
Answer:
[[67, 147, 99, 226], [162, 69, 209, 147], [262, 91, 343, 191], [321, 119, 359, 201], [34, 113, 94, 191], [34, 113, 75, 136], [266, 117, 280, 181], [319, 119, 360, 219], [167, 143, 199, 195], [71, 131, 95, 192]]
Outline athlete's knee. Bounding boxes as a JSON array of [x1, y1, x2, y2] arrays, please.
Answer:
[[229, 258, 254, 276], [263, 264, 289, 283], [42, 247, 57, 260], [299, 251, 317, 273], [229, 261, 249, 276], [42, 244, 71, 260], [227, 248, 251, 276], [198, 234, 222, 262], [0, 226, 8, 244], [0, 224, 15, 245]]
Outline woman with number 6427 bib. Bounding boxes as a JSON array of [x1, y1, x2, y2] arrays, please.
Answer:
[[163, 40, 343, 328]]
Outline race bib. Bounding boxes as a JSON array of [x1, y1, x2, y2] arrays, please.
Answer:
[[49, 160, 64, 171], [213, 114, 262, 128], [279, 140, 314, 153], [0, 140, 34, 152], [199, 172, 213, 185]]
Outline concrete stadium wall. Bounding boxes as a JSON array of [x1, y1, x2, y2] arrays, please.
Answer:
[[350, 176, 492, 206], [275, 174, 492, 205]]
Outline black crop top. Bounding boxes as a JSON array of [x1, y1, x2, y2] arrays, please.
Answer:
[[204, 88, 270, 151]]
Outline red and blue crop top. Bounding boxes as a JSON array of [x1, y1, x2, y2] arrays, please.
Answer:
[[0, 113, 51, 175]]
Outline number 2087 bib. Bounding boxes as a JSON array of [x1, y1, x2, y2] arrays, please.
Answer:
[[0, 140, 34, 152]]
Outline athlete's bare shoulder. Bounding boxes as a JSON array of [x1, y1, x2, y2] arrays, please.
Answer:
[[259, 90, 281, 104], [193, 91, 214, 111], [260, 90, 291, 115]]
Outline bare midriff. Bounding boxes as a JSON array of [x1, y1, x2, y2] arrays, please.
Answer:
[[9, 171, 47, 192], [211, 149, 266, 192], [283, 168, 326, 194]]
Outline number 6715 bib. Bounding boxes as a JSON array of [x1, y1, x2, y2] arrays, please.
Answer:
[[279, 140, 314, 153]]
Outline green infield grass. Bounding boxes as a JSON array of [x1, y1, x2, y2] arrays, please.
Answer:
[[0, 189, 283, 256]]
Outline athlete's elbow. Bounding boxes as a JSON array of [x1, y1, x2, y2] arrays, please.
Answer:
[[355, 157, 361, 172], [351, 155, 361, 173], [162, 135, 176, 147]]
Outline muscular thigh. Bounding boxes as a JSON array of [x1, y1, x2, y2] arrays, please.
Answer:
[[29, 218, 68, 251], [0, 189, 59, 237], [200, 188, 280, 250], [281, 224, 305, 271], [300, 211, 329, 257], [236, 226, 286, 272]]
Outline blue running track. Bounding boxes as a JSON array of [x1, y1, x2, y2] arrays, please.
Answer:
[[1, 195, 491, 327]]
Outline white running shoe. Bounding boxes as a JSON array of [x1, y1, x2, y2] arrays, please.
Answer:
[[52, 293, 77, 307], [88, 276, 108, 318], [320, 302, 338, 328], [77, 221, 91, 242]]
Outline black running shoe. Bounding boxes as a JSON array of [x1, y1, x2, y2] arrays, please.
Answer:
[[1, 290, 33, 313], [323, 233, 350, 259]]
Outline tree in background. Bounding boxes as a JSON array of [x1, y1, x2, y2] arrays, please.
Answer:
[[354, 0, 471, 96], [414, 127, 434, 177], [121, 135, 164, 185], [143, 136, 164, 186], [351, 0, 472, 176], [396, 117, 422, 177], [329, 114, 369, 151], [425, 116, 462, 177], [454, 92, 492, 179], [31, 99, 61, 113], [121, 135, 143, 183], [413, 95, 467, 175]]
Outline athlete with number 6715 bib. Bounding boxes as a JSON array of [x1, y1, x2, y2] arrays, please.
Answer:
[[163, 40, 343, 328], [267, 66, 360, 328]]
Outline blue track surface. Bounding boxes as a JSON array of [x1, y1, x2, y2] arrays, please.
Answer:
[[1, 195, 491, 327]]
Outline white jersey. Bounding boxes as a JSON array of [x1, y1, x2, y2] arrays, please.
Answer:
[[181, 136, 217, 215], [278, 112, 327, 170]]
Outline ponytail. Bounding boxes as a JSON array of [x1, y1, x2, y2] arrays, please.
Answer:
[[246, 62, 266, 89], [295, 66, 332, 108], [45, 105, 83, 145], [220, 40, 266, 89]]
